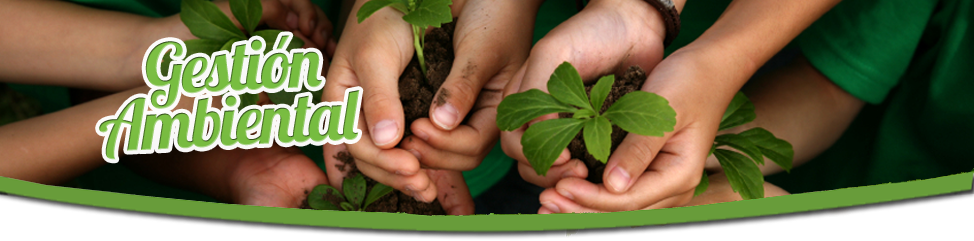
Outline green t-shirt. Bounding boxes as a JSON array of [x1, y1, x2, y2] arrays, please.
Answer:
[[767, 0, 974, 193]]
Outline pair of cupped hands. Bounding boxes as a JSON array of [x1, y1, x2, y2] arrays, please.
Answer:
[[220, 0, 728, 215]]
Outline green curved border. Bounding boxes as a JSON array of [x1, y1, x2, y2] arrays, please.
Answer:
[[1, 172, 971, 231]]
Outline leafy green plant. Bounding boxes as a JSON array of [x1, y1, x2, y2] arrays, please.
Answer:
[[496, 62, 678, 176], [356, 0, 453, 76], [696, 92, 794, 200], [495, 62, 794, 201], [175, 0, 318, 107], [307, 174, 394, 211]]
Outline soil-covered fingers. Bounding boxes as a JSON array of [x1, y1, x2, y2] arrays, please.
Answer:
[[550, 152, 702, 212], [323, 143, 350, 188], [427, 169, 475, 215], [402, 92, 501, 170], [429, 0, 536, 131], [355, 158, 437, 203]]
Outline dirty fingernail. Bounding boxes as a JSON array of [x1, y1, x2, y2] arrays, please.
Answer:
[[432, 103, 459, 129], [540, 201, 561, 213], [286, 12, 299, 30], [606, 167, 631, 192], [371, 120, 399, 146]]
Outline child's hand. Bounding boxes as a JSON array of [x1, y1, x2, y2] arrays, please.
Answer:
[[501, 0, 670, 188], [322, 0, 436, 203], [398, 0, 543, 171]]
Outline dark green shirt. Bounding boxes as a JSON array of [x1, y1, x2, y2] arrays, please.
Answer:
[[768, 0, 974, 193]]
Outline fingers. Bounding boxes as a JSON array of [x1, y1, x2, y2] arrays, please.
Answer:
[[601, 133, 668, 193], [428, 169, 475, 215], [551, 151, 701, 211], [538, 187, 691, 214], [323, 143, 349, 188], [516, 158, 587, 188], [345, 115, 421, 176], [277, 0, 318, 37], [398, 134, 481, 171], [356, 157, 437, 203]]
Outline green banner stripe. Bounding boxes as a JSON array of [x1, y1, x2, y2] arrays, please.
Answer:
[[1, 172, 971, 231]]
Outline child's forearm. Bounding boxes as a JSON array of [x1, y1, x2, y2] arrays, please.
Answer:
[[0, 0, 190, 91], [0, 86, 201, 185], [676, 0, 841, 92], [706, 56, 865, 175]]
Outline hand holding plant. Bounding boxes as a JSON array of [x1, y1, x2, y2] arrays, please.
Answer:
[[321, 0, 454, 207]]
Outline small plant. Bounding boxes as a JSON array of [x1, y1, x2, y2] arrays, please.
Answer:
[[174, 0, 318, 107], [307, 174, 394, 211], [356, 0, 453, 76], [496, 62, 794, 201], [497, 62, 678, 175], [698, 92, 794, 200]]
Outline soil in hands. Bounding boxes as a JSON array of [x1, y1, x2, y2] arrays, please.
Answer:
[[560, 66, 647, 184], [317, 21, 458, 215]]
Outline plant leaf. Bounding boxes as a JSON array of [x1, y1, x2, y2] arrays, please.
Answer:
[[714, 133, 764, 165], [343, 174, 367, 208], [546, 62, 592, 110], [340, 202, 356, 211], [693, 171, 709, 197], [603, 91, 676, 137], [583, 116, 612, 163], [401, 0, 453, 28], [522, 118, 585, 176], [719, 92, 756, 131], [496, 89, 577, 131], [229, 0, 261, 35], [357, 0, 410, 23], [590, 75, 614, 112], [572, 108, 596, 119], [307, 184, 343, 210], [180, 0, 247, 42], [738, 128, 794, 172], [363, 183, 393, 210], [714, 149, 764, 200]]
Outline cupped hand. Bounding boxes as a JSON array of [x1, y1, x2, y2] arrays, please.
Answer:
[[501, 0, 668, 188], [398, 0, 543, 172], [535, 39, 741, 213], [322, 0, 436, 203]]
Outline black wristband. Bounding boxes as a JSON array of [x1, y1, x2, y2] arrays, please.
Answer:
[[576, 0, 681, 47]]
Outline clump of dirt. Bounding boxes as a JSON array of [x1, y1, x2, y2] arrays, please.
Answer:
[[559, 66, 647, 184]]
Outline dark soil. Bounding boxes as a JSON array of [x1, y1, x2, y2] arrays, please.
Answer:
[[332, 150, 446, 215], [559, 66, 647, 184], [316, 21, 458, 215]]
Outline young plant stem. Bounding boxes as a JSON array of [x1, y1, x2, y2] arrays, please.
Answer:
[[412, 25, 428, 76]]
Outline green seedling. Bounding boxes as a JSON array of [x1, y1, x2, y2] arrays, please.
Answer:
[[496, 62, 678, 176], [495, 62, 794, 201], [307, 174, 394, 211], [174, 0, 319, 108], [356, 0, 453, 76], [696, 92, 795, 200]]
